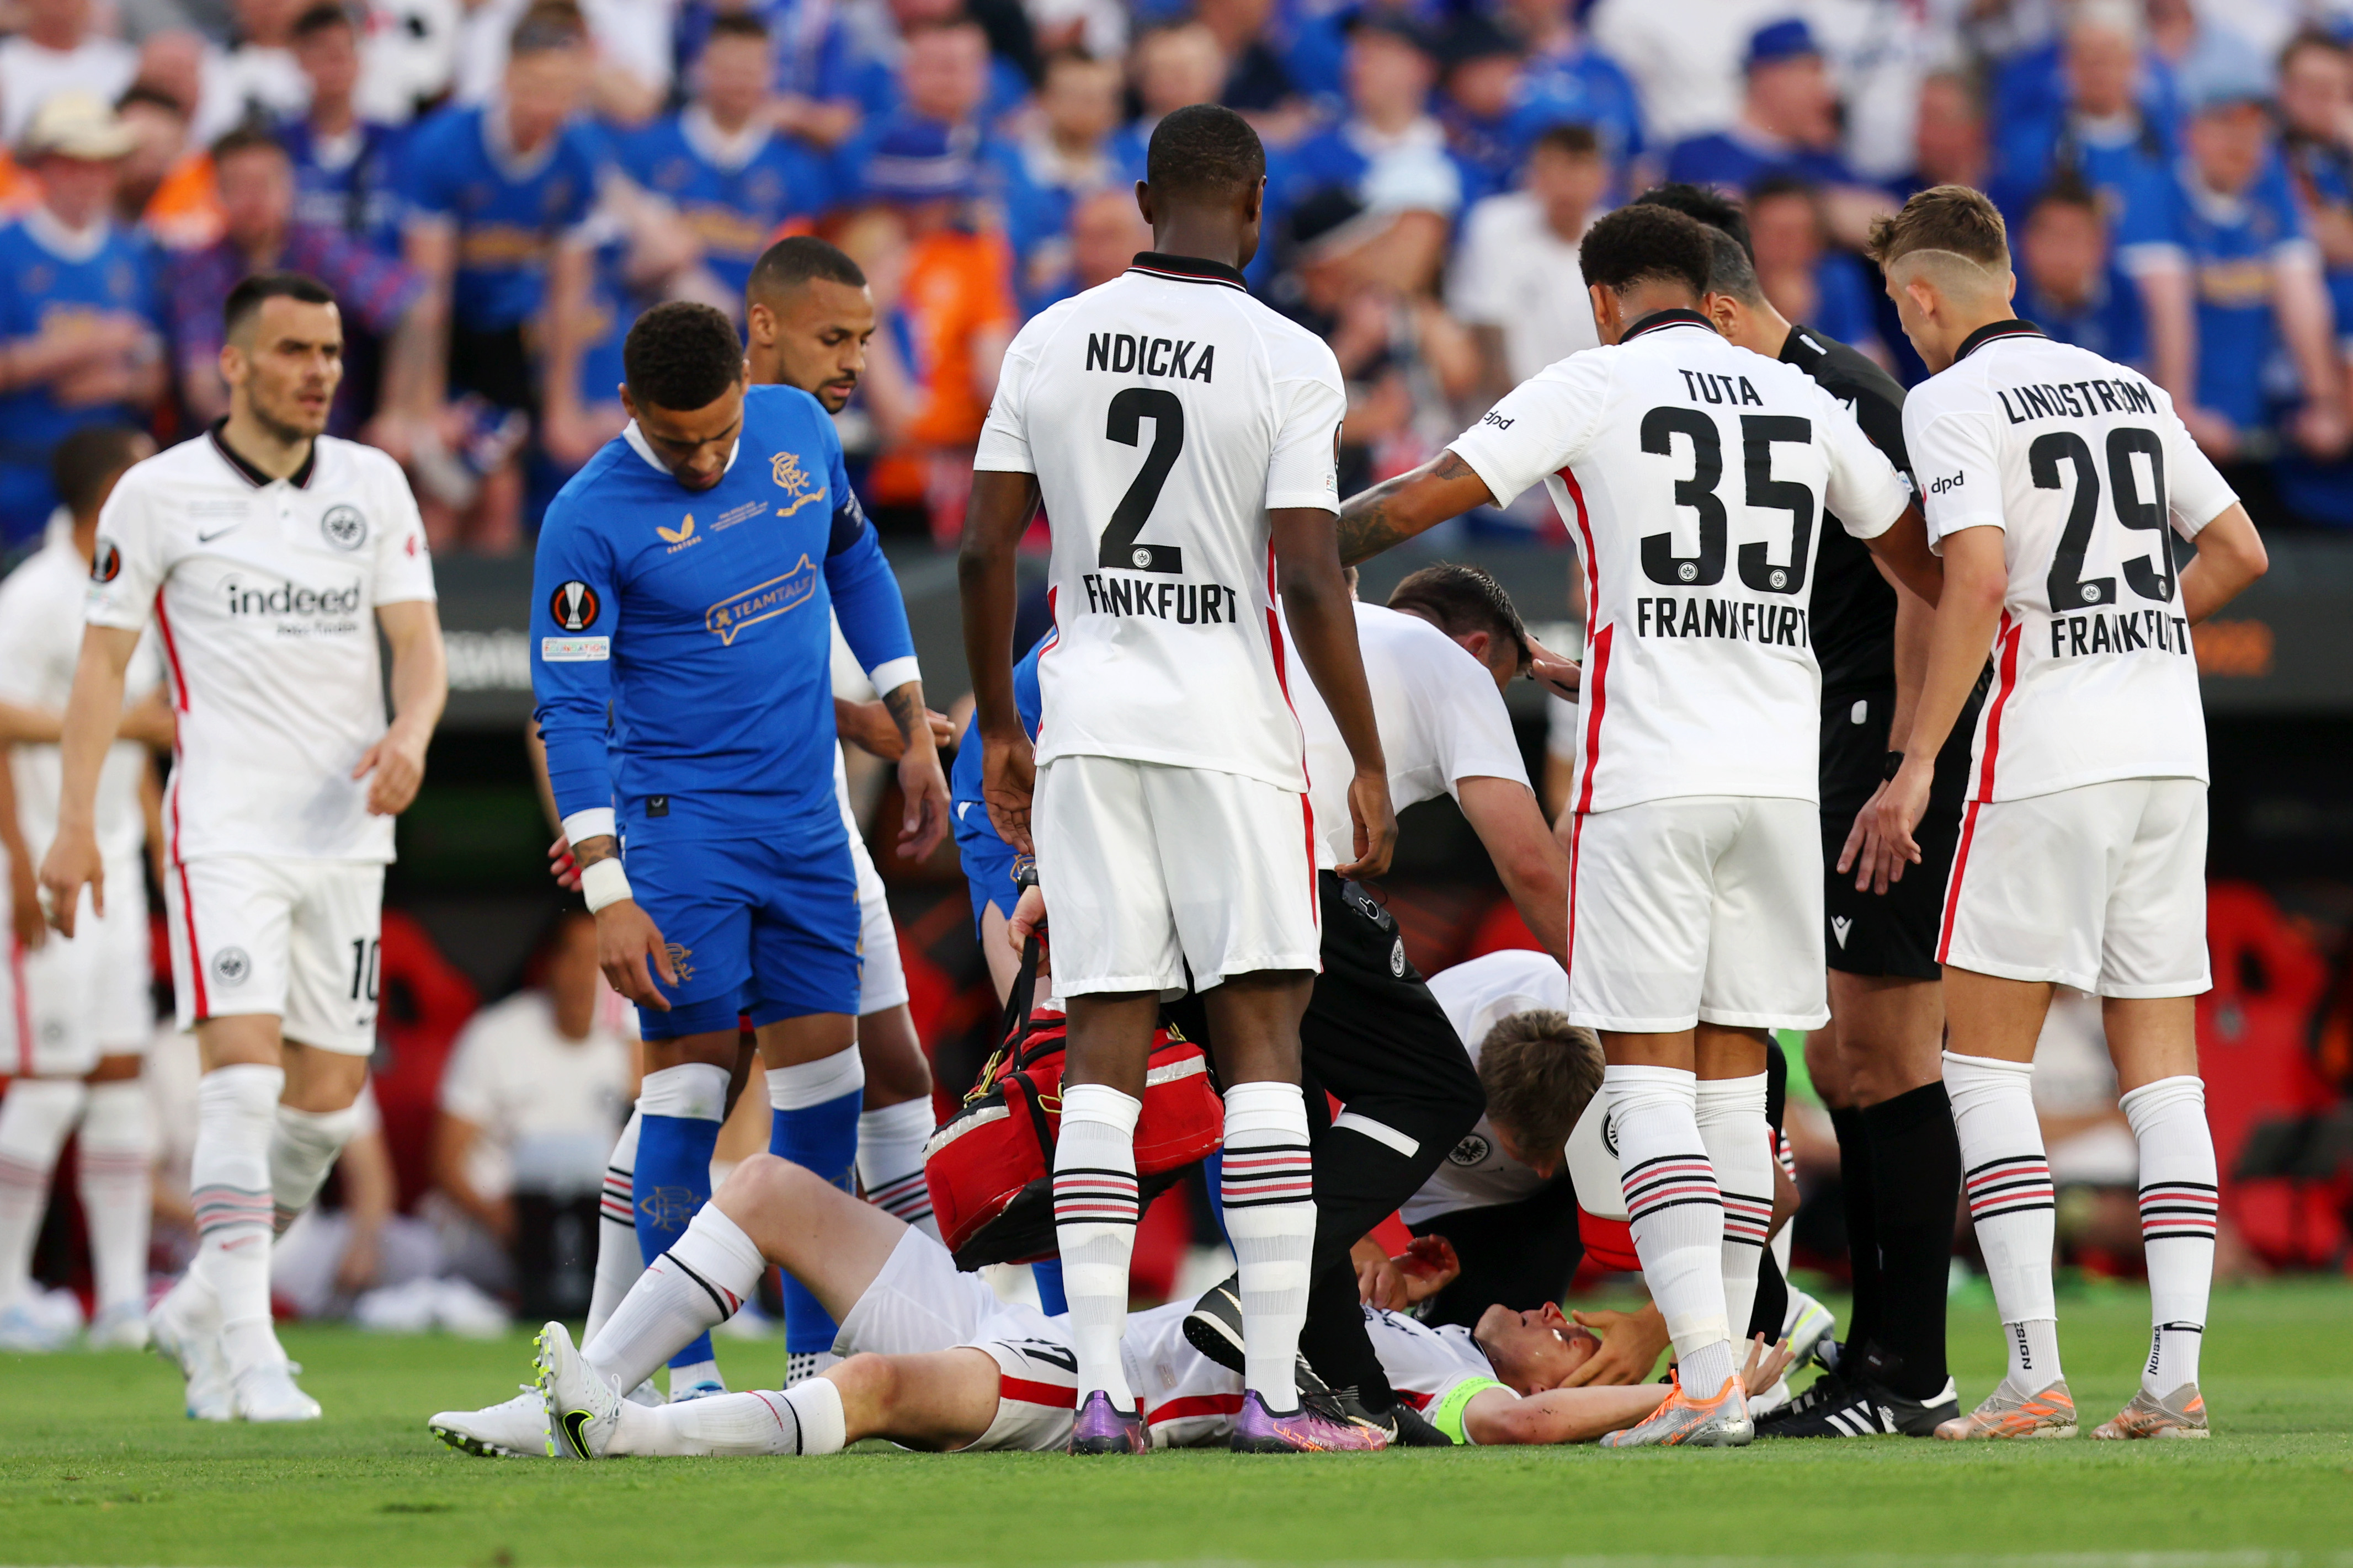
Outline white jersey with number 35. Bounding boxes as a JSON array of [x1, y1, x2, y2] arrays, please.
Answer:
[[1903, 323, 2238, 803], [974, 253, 1345, 792], [1449, 311, 1912, 814]]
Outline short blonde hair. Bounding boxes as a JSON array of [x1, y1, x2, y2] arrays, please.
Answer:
[[1865, 183, 2009, 271]]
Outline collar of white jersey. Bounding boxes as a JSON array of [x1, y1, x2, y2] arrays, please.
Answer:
[[1952, 318, 2049, 364], [206, 418, 317, 489], [623, 420, 742, 479], [1125, 250, 1248, 291], [1620, 307, 1717, 343]]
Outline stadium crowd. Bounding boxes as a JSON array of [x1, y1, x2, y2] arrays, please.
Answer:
[[8, 0, 2353, 567]]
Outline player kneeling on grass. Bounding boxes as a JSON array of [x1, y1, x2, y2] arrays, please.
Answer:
[[505, 1153, 1791, 1457]]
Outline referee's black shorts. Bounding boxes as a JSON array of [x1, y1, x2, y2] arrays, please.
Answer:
[[1818, 680, 1984, 980]]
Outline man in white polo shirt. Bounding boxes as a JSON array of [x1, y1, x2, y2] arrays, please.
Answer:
[[41, 271, 446, 1423]]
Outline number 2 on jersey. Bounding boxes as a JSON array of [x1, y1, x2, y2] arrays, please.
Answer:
[[2033, 427, 2174, 611], [1099, 387, 1185, 574], [1638, 408, 1816, 594]]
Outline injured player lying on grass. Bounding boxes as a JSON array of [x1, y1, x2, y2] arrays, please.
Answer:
[[446, 1153, 1790, 1457]]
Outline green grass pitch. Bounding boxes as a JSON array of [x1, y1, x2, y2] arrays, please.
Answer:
[[4, 1281, 2350, 1567]]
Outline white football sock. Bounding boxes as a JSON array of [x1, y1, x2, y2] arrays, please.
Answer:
[[585, 1202, 766, 1395], [0, 1078, 87, 1310], [1945, 1050, 2061, 1392], [587, 1107, 643, 1347], [190, 1064, 285, 1375], [617, 1377, 848, 1457], [1053, 1082, 1141, 1409], [1696, 1071, 1772, 1352], [269, 1101, 363, 1234], [858, 1098, 938, 1239], [2121, 1075, 2216, 1395], [77, 1079, 155, 1315], [1219, 1080, 1316, 1410], [1607, 1064, 1735, 1400]]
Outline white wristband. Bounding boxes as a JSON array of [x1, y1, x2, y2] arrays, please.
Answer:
[[580, 857, 634, 913]]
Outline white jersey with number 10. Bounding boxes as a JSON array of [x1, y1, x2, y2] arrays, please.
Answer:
[[1901, 322, 2239, 803], [973, 253, 1346, 792], [1448, 311, 1913, 815]]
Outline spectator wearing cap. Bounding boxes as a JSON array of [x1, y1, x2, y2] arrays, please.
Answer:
[[1447, 121, 1606, 402], [848, 116, 1017, 544], [1267, 12, 1470, 285], [279, 2, 411, 257], [167, 124, 430, 442], [1495, 0, 1646, 179], [2163, 61, 2347, 484], [2016, 173, 2146, 370], [619, 12, 837, 308], [1008, 49, 1123, 311], [2278, 31, 2353, 391], [0, 0, 139, 148], [1665, 19, 1860, 195], [0, 92, 164, 553]]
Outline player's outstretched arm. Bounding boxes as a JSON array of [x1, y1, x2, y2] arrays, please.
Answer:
[[957, 468, 1044, 853], [359, 600, 448, 817], [1273, 505, 1394, 877], [1870, 525, 2007, 872], [2178, 502, 2269, 625], [35, 624, 143, 937], [1456, 776, 1569, 966], [1333, 450, 1497, 567]]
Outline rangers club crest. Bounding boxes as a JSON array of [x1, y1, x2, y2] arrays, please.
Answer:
[[321, 504, 368, 551], [771, 450, 824, 515], [550, 580, 601, 631]]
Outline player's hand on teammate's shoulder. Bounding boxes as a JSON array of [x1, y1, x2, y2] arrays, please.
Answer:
[[979, 728, 1037, 854], [1337, 766, 1397, 880]]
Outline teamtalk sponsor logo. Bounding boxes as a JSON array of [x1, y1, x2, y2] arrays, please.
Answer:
[[212, 947, 253, 987], [221, 576, 364, 618], [1635, 596, 1811, 647], [706, 556, 817, 644], [1079, 574, 1241, 624], [90, 538, 122, 583], [1084, 332, 1215, 382], [770, 450, 826, 515], [1995, 377, 2159, 424], [549, 580, 600, 631], [1448, 1133, 1491, 1167], [320, 503, 368, 551]]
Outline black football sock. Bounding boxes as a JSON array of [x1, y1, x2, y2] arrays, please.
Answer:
[[1746, 1246, 1790, 1348], [1861, 1080, 1962, 1400], [1829, 1105, 1883, 1361]]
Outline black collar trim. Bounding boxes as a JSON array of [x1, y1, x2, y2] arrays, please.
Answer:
[[1953, 318, 2048, 364], [1622, 308, 1717, 343], [207, 418, 316, 490], [1127, 251, 1249, 290]]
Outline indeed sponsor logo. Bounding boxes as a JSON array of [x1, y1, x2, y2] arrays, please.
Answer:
[[221, 577, 363, 617]]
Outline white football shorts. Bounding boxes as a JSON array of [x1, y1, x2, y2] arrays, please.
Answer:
[[164, 855, 384, 1055], [1567, 794, 1827, 1033], [834, 1229, 1237, 1450], [835, 750, 908, 1017], [1939, 776, 2210, 998], [8, 853, 153, 1076], [1031, 754, 1321, 997]]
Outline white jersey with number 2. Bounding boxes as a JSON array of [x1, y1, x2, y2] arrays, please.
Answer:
[[1448, 310, 1912, 814], [1901, 322, 2238, 803], [973, 253, 1346, 792]]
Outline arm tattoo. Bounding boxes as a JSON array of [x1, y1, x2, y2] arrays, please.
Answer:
[[573, 835, 619, 867], [1336, 451, 1477, 566], [882, 681, 928, 747]]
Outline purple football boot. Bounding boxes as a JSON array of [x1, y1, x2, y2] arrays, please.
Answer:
[[1228, 1389, 1392, 1453], [1067, 1389, 1148, 1454]]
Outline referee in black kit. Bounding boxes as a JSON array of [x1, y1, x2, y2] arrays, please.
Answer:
[[1637, 184, 1978, 1437]]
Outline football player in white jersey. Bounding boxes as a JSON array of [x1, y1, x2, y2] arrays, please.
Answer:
[[960, 104, 1394, 1453], [1332, 204, 1942, 1447], [1862, 187, 2270, 1442], [41, 272, 447, 1422], [0, 426, 166, 1352], [514, 1149, 1794, 1459]]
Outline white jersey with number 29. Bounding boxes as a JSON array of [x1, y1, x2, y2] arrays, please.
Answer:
[[1449, 311, 1913, 814], [1902, 322, 2238, 803], [973, 253, 1346, 792]]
